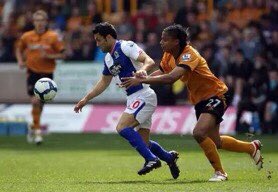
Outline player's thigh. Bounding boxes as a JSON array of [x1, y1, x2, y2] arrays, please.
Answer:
[[116, 112, 139, 132], [193, 94, 230, 142], [193, 113, 218, 142]]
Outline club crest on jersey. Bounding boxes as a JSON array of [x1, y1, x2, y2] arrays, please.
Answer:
[[109, 63, 122, 76], [114, 51, 119, 59], [182, 54, 191, 61]]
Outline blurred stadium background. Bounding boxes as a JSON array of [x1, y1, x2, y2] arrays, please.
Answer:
[[0, 0, 277, 191]]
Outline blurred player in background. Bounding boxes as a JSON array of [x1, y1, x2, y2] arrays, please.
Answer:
[[15, 10, 65, 145], [121, 24, 264, 181], [74, 22, 180, 178]]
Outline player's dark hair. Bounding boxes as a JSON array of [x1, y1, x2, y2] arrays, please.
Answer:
[[93, 22, 117, 39], [163, 24, 190, 50]]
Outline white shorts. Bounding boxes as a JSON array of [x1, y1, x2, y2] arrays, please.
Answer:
[[124, 88, 157, 129]]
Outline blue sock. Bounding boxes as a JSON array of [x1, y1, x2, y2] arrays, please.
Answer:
[[149, 140, 172, 163], [119, 127, 157, 161]]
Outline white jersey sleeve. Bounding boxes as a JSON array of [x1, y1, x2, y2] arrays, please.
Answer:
[[121, 41, 143, 60]]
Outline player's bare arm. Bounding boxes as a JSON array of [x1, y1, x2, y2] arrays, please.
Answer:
[[131, 69, 164, 81], [74, 75, 113, 113], [121, 66, 187, 89], [134, 51, 156, 77], [15, 46, 26, 69], [149, 69, 164, 76]]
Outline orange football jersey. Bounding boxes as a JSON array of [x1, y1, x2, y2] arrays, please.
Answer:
[[17, 30, 64, 73], [160, 45, 228, 105]]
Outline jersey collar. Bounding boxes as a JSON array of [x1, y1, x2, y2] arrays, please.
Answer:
[[110, 40, 119, 55]]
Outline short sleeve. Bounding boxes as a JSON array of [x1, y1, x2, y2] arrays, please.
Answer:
[[178, 52, 199, 71], [102, 61, 112, 76], [121, 41, 143, 60]]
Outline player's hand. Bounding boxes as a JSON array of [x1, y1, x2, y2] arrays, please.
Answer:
[[18, 61, 26, 69], [133, 70, 147, 78], [74, 98, 88, 113], [120, 76, 142, 89]]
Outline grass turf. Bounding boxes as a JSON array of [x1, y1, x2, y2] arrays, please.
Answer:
[[0, 134, 277, 192]]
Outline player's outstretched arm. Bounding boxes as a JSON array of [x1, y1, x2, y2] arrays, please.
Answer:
[[74, 75, 112, 113], [121, 66, 186, 89], [134, 51, 156, 77], [149, 69, 164, 76]]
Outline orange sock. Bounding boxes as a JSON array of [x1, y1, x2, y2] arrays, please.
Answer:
[[32, 104, 42, 129], [220, 136, 254, 155], [199, 137, 225, 174]]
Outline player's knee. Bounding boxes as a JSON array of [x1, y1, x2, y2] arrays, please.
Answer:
[[193, 128, 207, 143], [116, 124, 125, 133], [116, 123, 132, 133], [116, 116, 139, 133]]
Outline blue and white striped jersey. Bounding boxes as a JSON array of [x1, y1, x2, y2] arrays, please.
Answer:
[[102, 40, 149, 96]]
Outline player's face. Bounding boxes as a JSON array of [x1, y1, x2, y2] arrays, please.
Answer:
[[94, 33, 111, 53], [160, 31, 179, 53], [33, 14, 47, 34]]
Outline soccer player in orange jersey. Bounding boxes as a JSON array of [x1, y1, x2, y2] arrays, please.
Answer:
[[121, 24, 263, 181], [15, 10, 65, 145]]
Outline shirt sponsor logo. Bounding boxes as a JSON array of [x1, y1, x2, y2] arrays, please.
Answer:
[[182, 54, 191, 61], [28, 44, 50, 50], [109, 63, 122, 76]]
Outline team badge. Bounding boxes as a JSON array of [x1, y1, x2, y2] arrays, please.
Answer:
[[182, 54, 191, 61], [114, 51, 119, 59]]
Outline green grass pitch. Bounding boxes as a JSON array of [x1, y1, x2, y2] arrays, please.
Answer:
[[0, 134, 277, 192]]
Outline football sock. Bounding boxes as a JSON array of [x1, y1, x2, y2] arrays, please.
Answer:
[[119, 127, 157, 161], [220, 136, 254, 155], [149, 140, 172, 163], [32, 104, 42, 129], [199, 137, 225, 174]]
